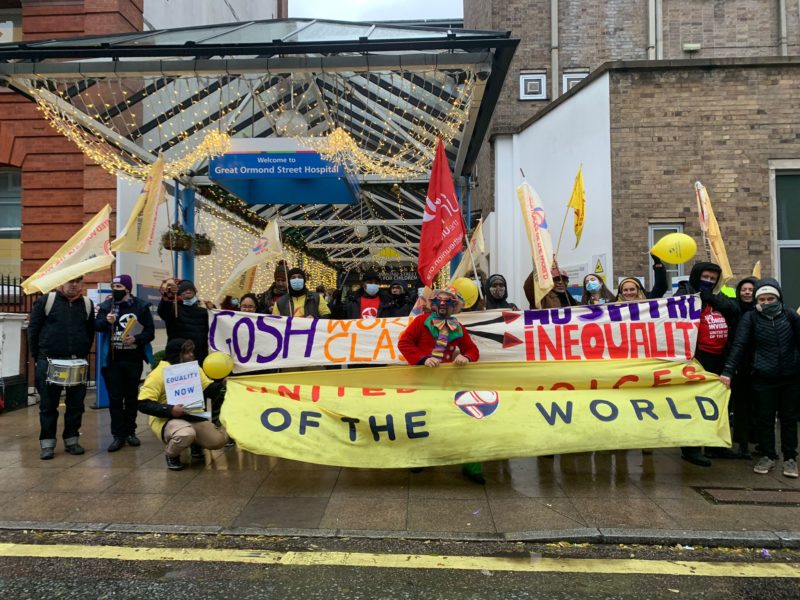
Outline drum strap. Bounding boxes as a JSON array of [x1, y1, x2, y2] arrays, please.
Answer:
[[44, 292, 91, 320]]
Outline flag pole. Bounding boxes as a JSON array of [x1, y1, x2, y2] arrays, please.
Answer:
[[455, 181, 483, 300]]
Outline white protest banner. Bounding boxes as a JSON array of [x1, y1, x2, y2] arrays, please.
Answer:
[[163, 361, 205, 410], [208, 295, 702, 373]]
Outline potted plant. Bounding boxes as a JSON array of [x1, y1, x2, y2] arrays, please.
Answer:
[[193, 233, 215, 256], [161, 224, 192, 251]]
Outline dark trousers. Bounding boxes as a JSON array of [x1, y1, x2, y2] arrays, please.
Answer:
[[36, 358, 86, 443], [731, 371, 757, 448], [102, 360, 144, 438], [682, 350, 726, 457], [754, 379, 799, 461]]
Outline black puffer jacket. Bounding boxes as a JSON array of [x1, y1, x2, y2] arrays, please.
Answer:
[[157, 300, 209, 363], [723, 279, 800, 381], [341, 289, 394, 319], [28, 292, 95, 360]]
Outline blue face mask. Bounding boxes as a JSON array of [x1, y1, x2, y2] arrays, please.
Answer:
[[183, 296, 198, 306], [290, 278, 305, 291], [365, 283, 380, 296], [698, 280, 715, 293], [586, 280, 602, 294]]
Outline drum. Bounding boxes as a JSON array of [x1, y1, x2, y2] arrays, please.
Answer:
[[46, 358, 89, 387]]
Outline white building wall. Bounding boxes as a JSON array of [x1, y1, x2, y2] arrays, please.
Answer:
[[144, 0, 280, 30], [491, 73, 613, 307]]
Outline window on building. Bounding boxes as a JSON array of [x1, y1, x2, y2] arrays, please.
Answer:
[[519, 71, 547, 101], [0, 168, 21, 277], [776, 172, 800, 309], [648, 224, 684, 290], [0, 6, 22, 44], [562, 71, 589, 94]]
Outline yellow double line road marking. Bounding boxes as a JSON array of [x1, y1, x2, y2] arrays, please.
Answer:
[[0, 543, 797, 578]]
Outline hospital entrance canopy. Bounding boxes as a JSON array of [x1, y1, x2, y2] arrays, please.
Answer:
[[0, 18, 517, 268]]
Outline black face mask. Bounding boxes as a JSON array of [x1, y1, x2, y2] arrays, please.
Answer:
[[112, 289, 127, 302]]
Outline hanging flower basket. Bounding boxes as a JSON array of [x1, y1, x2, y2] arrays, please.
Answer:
[[161, 225, 193, 251], [193, 234, 215, 256]]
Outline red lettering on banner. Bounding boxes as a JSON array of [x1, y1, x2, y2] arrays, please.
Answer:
[[363, 388, 386, 396], [580, 324, 606, 359], [538, 327, 563, 360], [664, 322, 676, 356], [647, 323, 668, 359], [525, 327, 536, 361], [397, 389, 417, 394], [674, 322, 697, 360], [311, 386, 321, 402], [277, 385, 301, 400], [604, 323, 630, 359], [590, 379, 598, 389], [682, 365, 706, 381], [653, 369, 672, 386], [563, 324, 580, 360], [551, 382, 575, 390], [629, 323, 650, 358], [613, 374, 639, 388], [337, 387, 346, 397]]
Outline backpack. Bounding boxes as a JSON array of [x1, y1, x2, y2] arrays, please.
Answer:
[[44, 292, 92, 320]]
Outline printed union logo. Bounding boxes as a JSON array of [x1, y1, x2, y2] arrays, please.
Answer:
[[454, 390, 500, 420]]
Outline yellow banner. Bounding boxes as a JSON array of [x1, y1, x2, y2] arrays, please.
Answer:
[[111, 155, 166, 253], [221, 359, 730, 468], [517, 182, 554, 306]]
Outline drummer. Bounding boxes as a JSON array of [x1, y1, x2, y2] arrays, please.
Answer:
[[27, 276, 95, 460]]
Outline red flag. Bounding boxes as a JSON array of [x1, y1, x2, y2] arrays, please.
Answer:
[[417, 139, 464, 286]]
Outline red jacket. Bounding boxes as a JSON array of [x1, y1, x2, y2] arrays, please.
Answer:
[[398, 313, 480, 365]]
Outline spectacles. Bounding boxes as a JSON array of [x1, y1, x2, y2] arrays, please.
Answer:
[[430, 299, 455, 307]]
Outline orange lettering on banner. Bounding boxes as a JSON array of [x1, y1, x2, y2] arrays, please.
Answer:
[[363, 388, 386, 396], [682, 365, 706, 381], [653, 369, 672, 386], [373, 329, 397, 361], [327, 319, 354, 334], [323, 332, 348, 363], [277, 385, 301, 400], [349, 334, 373, 362], [355, 319, 381, 331]]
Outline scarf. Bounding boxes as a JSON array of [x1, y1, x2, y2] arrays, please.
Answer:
[[430, 317, 458, 360]]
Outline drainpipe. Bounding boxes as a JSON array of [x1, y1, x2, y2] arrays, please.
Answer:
[[655, 0, 664, 59], [779, 0, 788, 56], [551, 0, 559, 100], [647, 0, 657, 59]]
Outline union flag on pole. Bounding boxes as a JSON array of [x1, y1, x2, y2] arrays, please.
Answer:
[[417, 139, 464, 286]]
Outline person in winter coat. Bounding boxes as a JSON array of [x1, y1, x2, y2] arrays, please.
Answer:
[[524, 266, 579, 309], [138, 338, 229, 471], [341, 270, 394, 319], [386, 280, 414, 317], [721, 279, 800, 478], [675, 261, 738, 466], [484, 274, 519, 310], [28, 276, 95, 460], [580, 274, 616, 305], [272, 267, 331, 318], [256, 260, 289, 314], [728, 276, 759, 458], [95, 274, 155, 452], [616, 255, 669, 301], [158, 279, 211, 364], [398, 286, 483, 483]]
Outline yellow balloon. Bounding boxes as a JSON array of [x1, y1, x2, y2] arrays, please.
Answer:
[[650, 233, 697, 265], [203, 351, 234, 380], [451, 277, 479, 309]]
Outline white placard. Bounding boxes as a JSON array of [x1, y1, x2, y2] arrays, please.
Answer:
[[163, 361, 204, 410]]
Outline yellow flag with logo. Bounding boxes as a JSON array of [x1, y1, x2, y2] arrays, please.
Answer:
[[752, 260, 762, 279], [217, 220, 282, 301], [21, 205, 115, 294], [111, 154, 166, 253], [517, 182, 554, 307], [568, 165, 585, 248], [450, 218, 488, 282], [694, 181, 733, 287]]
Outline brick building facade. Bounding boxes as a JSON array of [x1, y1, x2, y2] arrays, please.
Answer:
[[465, 0, 800, 214], [0, 0, 144, 281]]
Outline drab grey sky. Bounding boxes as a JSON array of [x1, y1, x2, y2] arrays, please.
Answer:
[[289, 0, 463, 21]]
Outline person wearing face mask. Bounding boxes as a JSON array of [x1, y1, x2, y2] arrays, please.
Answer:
[[95, 274, 155, 452], [398, 286, 483, 483], [158, 278, 211, 365], [523, 267, 580, 309], [721, 279, 800, 478], [273, 267, 331, 318], [727, 276, 759, 458], [484, 274, 519, 310], [256, 260, 289, 314], [342, 270, 393, 319], [580, 274, 616, 305], [616, 255, 669, 302], [386, 280, 414, 317], [674, 261, 738, 466]]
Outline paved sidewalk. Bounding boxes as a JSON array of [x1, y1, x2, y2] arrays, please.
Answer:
[[1, 397, 799, 545]]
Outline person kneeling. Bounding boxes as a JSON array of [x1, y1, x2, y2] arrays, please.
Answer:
[[138, 338, 229, 471]]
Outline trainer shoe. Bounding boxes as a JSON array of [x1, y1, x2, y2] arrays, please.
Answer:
[[681, 452, 711, 467], [190, 444, 205, 462], [126, 435, 141, 447], [165, 454, 184, 471], [753, 456, 776, 474], [40, 447, 55, 460], [783, 459, 798, 478], [65, 443, 85, 455], [107, 437, 125, 452]]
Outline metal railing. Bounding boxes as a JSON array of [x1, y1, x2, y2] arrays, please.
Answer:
[[0, 275, 39, 314]]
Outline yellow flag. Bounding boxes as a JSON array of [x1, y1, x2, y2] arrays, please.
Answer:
[[450, 218, 488, 282], [21, 205, 115, 294], [752, 261, 762, 279], [217, 220, 283, 301], [567, 165, 585, 248], [111, 155, 166, 253], [694, 181, 733, 287], [517, 182, 554, 306]]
